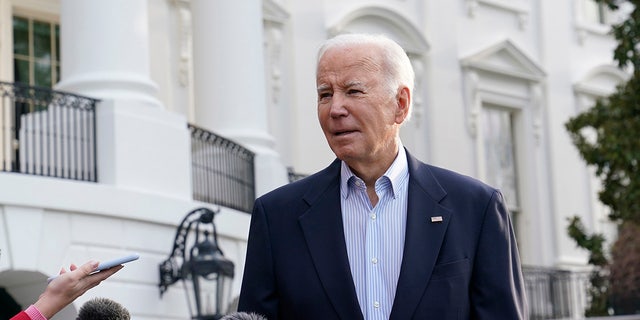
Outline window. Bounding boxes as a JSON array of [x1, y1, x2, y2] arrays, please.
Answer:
[[581, 0, 610, 25], [13, 16, 60, 88], [481, 105, 520, 214]]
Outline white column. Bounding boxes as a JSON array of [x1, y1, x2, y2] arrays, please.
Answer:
[[56, 0, 160, 107], [56, 0, 192, 199], [191, 0, 288, 196]]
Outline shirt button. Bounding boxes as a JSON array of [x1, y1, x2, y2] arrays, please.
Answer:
[[370, 213, 376, 220], [371, 258, 378, 264], [374, 301, 380, 308]]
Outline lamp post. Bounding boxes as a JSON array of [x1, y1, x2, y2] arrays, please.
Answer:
[[159, 207, 235, 320]]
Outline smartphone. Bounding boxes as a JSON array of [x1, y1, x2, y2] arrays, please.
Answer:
[[47, 253, 139, 283]]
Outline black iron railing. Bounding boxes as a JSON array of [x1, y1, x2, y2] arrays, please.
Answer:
[[0, 81, 98, 182], [189, 124, 255, 213], [523, 266, 591, 319]]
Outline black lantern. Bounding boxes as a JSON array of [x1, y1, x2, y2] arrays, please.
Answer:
[[159, 207, 235, 320]]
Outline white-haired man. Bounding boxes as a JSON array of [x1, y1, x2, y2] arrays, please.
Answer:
[[238, 33, 528, 320]]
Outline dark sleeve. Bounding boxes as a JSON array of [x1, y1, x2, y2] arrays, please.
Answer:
[[237, 199, 279, 319], [471, 190, 529, 319]]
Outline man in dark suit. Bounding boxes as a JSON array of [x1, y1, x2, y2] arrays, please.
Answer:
[[238, 33, 527, 319]]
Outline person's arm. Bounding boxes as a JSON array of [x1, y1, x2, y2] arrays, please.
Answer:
[[471, 190, 528, 319], [11, 260, 123, 320]]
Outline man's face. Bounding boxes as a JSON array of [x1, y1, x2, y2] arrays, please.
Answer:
[[316, 44, 406, 167]]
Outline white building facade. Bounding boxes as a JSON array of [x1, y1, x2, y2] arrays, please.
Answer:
[[0, 0, 628, 319]]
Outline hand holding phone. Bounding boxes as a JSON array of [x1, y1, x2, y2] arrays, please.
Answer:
[[47, 253, 139, 283]]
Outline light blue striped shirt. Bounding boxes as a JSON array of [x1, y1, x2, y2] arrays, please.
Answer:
[[340, 146, 409, 320]]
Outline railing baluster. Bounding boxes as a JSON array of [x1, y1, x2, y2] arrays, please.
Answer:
[[0, 92, 6, 171], [64, 98, 70, 179], [46, 96, 52, 177]]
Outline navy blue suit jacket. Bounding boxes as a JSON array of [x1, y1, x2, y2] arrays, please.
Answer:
[[238, 150, 528, 319]]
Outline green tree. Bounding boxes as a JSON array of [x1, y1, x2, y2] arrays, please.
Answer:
[[566, 217, 609, 316], [565, 0, 640, 315]]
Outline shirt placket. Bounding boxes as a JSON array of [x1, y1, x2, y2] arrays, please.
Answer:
[[365, 186, 386, 320]]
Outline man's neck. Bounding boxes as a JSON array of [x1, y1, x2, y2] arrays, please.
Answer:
[[347, 143, 401, 187]]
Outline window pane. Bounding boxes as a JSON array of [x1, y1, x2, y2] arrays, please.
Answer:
[[35, 61, 52, 87], [12, 16, 60, 88], [582, 0, 607, 24], [12, 17, 29, 56], [14, 59, 30, 85], [33, 21, 51, 60], [482, 107, 519, 209]]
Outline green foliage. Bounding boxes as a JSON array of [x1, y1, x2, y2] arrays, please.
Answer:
[[566, 217, 610, 316], [586, 270, 611, 317], [567, 217, 607, 267]]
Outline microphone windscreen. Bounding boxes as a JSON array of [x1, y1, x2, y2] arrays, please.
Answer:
[[76, 297, 130, 320], [220, 312, 268, 320]]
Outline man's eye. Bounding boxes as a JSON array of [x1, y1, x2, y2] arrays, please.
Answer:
[[348, 89, 363, 95], [319, 92, 332, 99]]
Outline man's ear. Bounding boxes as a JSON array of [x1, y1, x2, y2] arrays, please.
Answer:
[[395, 86, 411, 124]]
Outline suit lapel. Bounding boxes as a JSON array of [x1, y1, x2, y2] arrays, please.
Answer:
[[298, 160, 364, 320], [389, 151, 452, 320]]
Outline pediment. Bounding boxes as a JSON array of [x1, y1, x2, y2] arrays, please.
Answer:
[[462, 40, 545, 81], [574, 64, 629, 97], [263, 0, 290, 24]]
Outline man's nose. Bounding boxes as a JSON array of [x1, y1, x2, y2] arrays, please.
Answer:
[[329, 94, 348, 118]]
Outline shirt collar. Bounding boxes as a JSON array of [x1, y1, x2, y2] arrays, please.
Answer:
[[340, 142, 409, 199]]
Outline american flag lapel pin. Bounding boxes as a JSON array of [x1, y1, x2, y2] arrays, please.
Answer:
[[430, 216, 443, 223]]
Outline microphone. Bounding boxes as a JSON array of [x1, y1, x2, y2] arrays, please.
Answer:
[[220, 312, 268, 320], [76, 297, 130, 320]]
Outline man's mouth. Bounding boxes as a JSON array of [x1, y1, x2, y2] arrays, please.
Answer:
[[335, 130, 356, 136]]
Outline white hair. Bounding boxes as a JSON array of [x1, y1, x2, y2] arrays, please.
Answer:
[[317, 33, 415, 121]]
